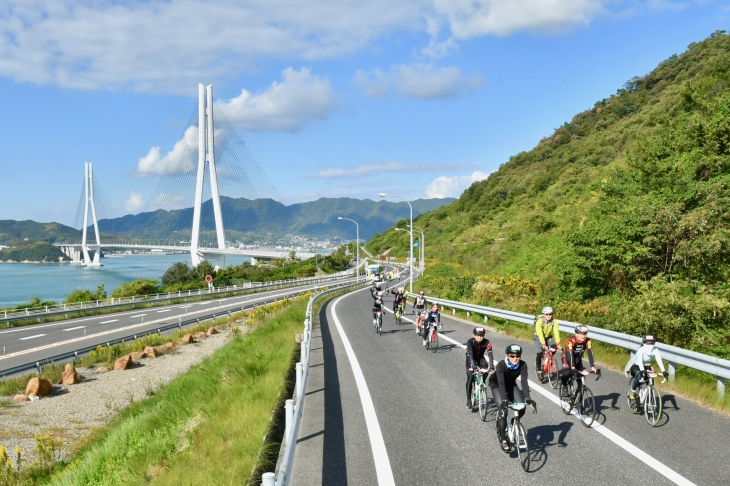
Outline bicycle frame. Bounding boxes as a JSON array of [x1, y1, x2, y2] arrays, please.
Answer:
[[540, 344, 559, 388], [628, 369, 664, 426], [425, 322, 438, 352], [559, 369, 599, 427], [504, 402, 532, 472]]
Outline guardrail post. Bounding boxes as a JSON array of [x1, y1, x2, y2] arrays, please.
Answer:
[[667, 361, 676, 382], [296, 362, 303, 400], [36, 362, 41, 374], [719, 378, 726, 399], [452, 308, 455, 315], [261, 472, 276, 486], [284, 399, 294, 444]]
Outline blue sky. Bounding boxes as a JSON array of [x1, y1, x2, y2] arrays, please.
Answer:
[[0, 0, 726, 227]]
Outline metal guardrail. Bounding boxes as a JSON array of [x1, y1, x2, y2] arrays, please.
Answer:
[[407, 293, 730, 398], [0, 272, 356, 325], [0, 279, 362, 379], [262, 279, 370, 486]]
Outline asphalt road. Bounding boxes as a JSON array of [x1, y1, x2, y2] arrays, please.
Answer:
[[0, 280, 339, 375], [291, 286, 730, 485]]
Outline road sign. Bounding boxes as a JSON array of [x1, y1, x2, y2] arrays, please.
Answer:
[[205, 274, 212, 283]]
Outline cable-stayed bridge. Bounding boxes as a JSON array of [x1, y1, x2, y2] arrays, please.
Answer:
[[56, 84, 316, 268]]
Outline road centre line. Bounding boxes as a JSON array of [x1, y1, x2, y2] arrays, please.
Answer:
[[399, 307, 696, 486], [63, 326, 86, 331], [156, 309, 171, 313], [100, 319, 119, 324], [19, 334, 46, 340], [332, 293, 395, 486], [129, 314, 146, 318]]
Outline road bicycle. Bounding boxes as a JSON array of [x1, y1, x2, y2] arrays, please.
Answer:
[[425, 322, 439, 352], [539, 344, 560, 388], [558, 369, 600, 427], [627, 368, 665, 426], [416, 310, 427, 336], [394, 302, 404, 325], [374, 310, 383, 335], [499, 401, 537, 472], [470, 367, 495, 421]]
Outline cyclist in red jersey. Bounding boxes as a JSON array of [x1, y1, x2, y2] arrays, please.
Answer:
[[560, 325, 597, 388]]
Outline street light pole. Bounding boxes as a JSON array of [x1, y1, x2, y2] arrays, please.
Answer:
[[337, 216, 359, 282], [380, 193, 413, 293], [410, 224, 425, 274]]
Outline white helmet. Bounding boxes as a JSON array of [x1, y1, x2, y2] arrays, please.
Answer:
[[542, 306, 553, 315], [398, 287, 404, 293]]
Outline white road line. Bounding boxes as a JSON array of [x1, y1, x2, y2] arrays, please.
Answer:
[[100, 319, 119, 324], [20, 334, 46, 340], [332, 294, 395, 486], [130, 314, 146, 318], [63, 326, 86, 331], [429, 318, 697, 486], [156, 309, 171, 313]]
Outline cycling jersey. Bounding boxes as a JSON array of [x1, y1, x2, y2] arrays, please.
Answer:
[[413, 296, 426, 310], [393, 292, 405, 305], [426, 309, 440, 325], [624, 344, 666, 374], [534, 316, 560, 346], [563, 336, 595, 369], [466, 337, 494, 368]]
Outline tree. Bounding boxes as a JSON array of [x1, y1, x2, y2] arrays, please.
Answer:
[[111, 279, 161, 298]]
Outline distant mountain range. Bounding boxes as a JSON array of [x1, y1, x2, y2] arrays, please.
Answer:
[[0, 196, 454, 245]]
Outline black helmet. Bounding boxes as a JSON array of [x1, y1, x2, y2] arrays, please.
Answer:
[[642, 335, 655, 345], [473, 327, 485, 336], [574, 325, 588, 334], [505, 344, 522, 357]]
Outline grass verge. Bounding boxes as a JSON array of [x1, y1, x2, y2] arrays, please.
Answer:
[[41, 296, 307, 485]]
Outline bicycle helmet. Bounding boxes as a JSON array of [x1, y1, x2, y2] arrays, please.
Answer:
[[398, 287, 404, 293], [575, 325, 588, 334], [642, 335, 655, 345], [505, 344, 522, 357], [542, 306, 553, 314], [474, 327, 485, 336]]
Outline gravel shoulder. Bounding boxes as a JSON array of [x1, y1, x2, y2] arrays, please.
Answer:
[[0, 328, 234, 466]]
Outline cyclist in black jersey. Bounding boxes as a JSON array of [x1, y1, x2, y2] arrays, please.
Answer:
[[422, 303, 441, 346], [370, 286, 384, 326], [465, 327, 494, 408], [488, 344, 536, 451], [413, 290, 427, 333]]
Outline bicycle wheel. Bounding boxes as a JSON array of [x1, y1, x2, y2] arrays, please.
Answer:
[[547, 358, 559, 389], [377, 315, 382, 335], [558, 382, 572, 414], [627, 383, 640, 414], [579, 386, 596, 428], [644, 385, 663, 426], [478, 383, 488, 421], [431, 328, 438, 352], [516, 422, 530, 472]]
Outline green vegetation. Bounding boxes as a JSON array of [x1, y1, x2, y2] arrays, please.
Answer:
[[47, 298, 304, 486], [367, 31, 730, 359], [65, 285, 107, 304], [0, 241, 69, 263]]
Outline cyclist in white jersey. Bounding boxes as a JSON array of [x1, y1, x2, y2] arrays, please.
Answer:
[[623, 335, 668, 399]]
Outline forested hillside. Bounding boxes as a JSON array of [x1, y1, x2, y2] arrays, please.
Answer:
[[368, 31, 730, 358]]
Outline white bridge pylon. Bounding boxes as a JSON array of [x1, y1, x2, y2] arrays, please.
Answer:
[[191, 83, 226, 269], [81, 162, 102, 266]]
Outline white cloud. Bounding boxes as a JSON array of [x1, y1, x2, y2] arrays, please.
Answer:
[[0, 0, 424, 92], [218, 67, 337, 132], [434, 0, 605, 38], [153, 193, 187, 211], [125, 192, 145, 213], [354, 63, 483, 99], [425, 171, 491, 198], [307, 161, 465, 179], [134, 126, 198, 178]]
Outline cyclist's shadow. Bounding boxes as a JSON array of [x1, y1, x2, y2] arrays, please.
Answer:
[[525, 421, 573, 472]]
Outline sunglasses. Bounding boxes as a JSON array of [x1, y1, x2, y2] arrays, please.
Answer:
[[545, 313, 553, 316], [507, 354, 519, 358]]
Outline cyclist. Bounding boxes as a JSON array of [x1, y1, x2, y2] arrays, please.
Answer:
[[534, 306, 561, 380], [624, 335, 668, 401], [392, 287, 405, 313], [422, 303, 441, 347], [370, 286, 384, 327], [413, 290, 427, 333], [465, 327, 494, 408], [488, 344, 535, 451], [561, 325, 597, 390]]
